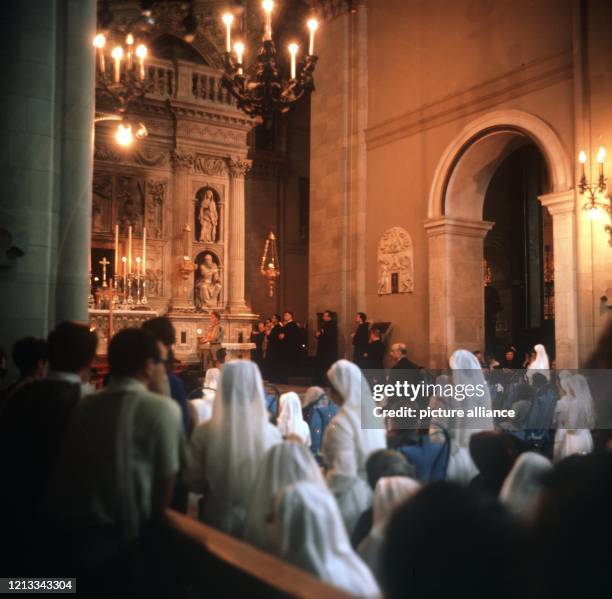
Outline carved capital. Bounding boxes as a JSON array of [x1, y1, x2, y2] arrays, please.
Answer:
[[171, 149, 196, 172], [227, 157, 252, 178]]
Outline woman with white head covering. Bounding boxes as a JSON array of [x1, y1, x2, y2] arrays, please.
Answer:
[[244, 441, 325, 552], [553, 374, 594, 462], [187, 360, 281, 536], [275, 481, 381, 599], [499, 452, 551, 521], [322, 360, 386, 533], [527, 343, 551, 382], [190, 367, 220, 425], [358, 476, 421, 582], [277, 392, 311, 445], [447, 349, 494, 483]]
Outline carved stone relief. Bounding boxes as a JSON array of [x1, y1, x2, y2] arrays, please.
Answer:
[[92, 174, 113, 233], [146, 179, 166, 239], [117, 176, 145, 235], [377, 227, 414, 295]]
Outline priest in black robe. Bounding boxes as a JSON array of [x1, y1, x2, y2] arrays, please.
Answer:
[[278, 311, 302, 382], [315, 310, 338, 385], [352, 312, 370, 368]]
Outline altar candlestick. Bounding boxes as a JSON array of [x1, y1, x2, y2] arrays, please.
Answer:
[[222, 13, 234, 52], [93, 34, 106, 74], [136, 256, 141, 303], [122, 256, 127, 302], [307, 19, 318, 55], [136, 44, 147, 80], [288, 43, 298, 79], [114, 225, 119, 274], [142, 227, 147, 276], [128, 226, 133, 274], [234, 41, 245, 75], [597, 146, 606, 178]]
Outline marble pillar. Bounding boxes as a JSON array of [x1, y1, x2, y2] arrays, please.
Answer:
[[0, 0, 96, 374], [424, 217, 494, 368], [227, 157, 251, 313], [539, 190, 579, 368]]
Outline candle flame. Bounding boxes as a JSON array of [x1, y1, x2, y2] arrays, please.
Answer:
[[262, 0, 274, 14], [578, 150, 587, 164], [222, 13, 234, 25], [307, 18, 318, 31], [111, 46, 123, 59], [135, 44, 147, 59], [93, 33, 106, 48], [597, 146, 606, 163]]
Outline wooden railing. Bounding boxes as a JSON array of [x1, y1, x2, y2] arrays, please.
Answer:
[[146, 58, 235, 109], [159, 510, 353, 598]]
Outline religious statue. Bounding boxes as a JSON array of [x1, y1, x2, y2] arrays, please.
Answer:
[[197, 188, 218, 243], [194, 253, 222, 309]]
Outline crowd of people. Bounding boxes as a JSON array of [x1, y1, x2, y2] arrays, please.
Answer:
[[0, 316, 611, 598]]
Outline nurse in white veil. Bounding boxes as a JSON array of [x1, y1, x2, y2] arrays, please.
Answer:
[[447, 349, 494, 483], [190, 367, 220, 425], [358, 476, 421, 582], [527, 343, 551, 382], [499, 451, 551, 521], [322, 360, 386, 534], [187, 360, 281, 536], [277, 392, 311, 445], [243, 441, 325, 552], [553, 374, 594, 462], [275, 481, 381, 599]]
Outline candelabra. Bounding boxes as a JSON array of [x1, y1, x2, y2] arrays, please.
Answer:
[[221, 2, 319, 122], [578, 146, 612, 246]]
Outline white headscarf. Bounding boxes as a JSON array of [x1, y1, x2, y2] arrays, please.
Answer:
[[447, 350, 493, 483], [275, 481, 381, 599], [191, 367, 221, 424], [324, 360, 386, 478], [527, 344, 550, 381], [201, 360, 281, 535], [243, 441, 325, 552], [358, 476, 421, 582], [499, 452, 552, 520], [277, 392, 311, 445]]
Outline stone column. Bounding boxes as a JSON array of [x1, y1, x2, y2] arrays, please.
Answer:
[[424, 217, 494, 368], [0, 0, 96, 374], [539, 190, 579, 368], [227, 157, 251, 313]]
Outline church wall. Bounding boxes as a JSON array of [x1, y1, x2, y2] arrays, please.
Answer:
[[361, 0, 584, 367]]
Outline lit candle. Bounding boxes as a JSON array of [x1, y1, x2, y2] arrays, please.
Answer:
[[307, 19, 318, 55], [579, 150, 587, 179], [142, 227, 146, 276], [288, 43, 298, 79], [262, 0, 274, 41], [93, 33, 106, 74], [234, 41, 245, 74], [111, 46, 123, 83], [597, 146, 606, 178], [136, 256, 141, 277], [128, 226, 132, 274], [135, 44, 147, 80], [114, 224, 119, 274], [222, 13, 234, 52], [126, 33, 134, 70]]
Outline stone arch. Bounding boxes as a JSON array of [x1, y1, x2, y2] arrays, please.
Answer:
[[424, 110, 577, 368]]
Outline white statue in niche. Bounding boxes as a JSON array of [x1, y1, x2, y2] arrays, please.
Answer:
[[377, 227, 414, 295], [194, 252, 222, 309], [197, 188, 219, 243]]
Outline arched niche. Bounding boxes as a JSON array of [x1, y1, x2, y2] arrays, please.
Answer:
[[194, 186, 221, 244], [194, 250, 222, 310]]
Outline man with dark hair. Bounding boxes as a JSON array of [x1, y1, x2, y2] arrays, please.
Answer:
[[142, 316, 192, 435], [47, 328, 183, 559], [0, 322, 98, 562], [352, 312, 370, 368], [314, 310, 338, 385], [279, 310, 301, 381], [0, 336, 48, 405]]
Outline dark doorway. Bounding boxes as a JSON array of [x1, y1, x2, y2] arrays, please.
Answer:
[[483, 143, 555, 363]]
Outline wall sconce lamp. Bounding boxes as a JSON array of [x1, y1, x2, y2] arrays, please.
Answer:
[[578, 147, 612, 247]]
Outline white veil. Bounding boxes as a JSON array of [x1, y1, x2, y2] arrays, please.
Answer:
[[566, 374, 596, 429], [191, 367, 220, 424], [527, 344, 550, 381], [277, 392, 311, 445], [203, 360, 281, 534], [243, 441, 325, 552], [276, 481, 381, 599], [358, 476, 421, 582], [325, 359, 386, 476], [499, 452, 552, 520]]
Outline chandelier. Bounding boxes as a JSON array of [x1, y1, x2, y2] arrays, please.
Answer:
[[221, 1, 319, 122], [578, 146, 612, 247]]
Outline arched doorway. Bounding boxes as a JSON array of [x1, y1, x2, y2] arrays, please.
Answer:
[[425, 110, 577, 368], [482, 143, 555, 362]]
